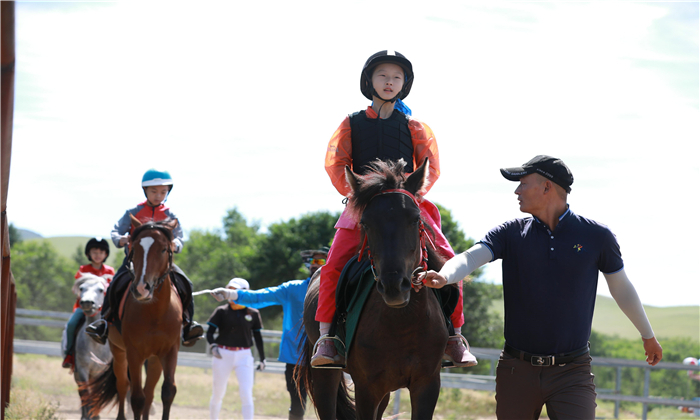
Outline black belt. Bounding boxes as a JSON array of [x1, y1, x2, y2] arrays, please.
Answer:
[[504, 344, 589, 367]]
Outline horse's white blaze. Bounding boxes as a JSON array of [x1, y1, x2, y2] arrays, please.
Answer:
[[137, 237, 155, 293]]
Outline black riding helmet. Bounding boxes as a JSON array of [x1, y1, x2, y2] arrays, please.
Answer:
[[360, 50, 414, 102], [85, 237, 110, 262]]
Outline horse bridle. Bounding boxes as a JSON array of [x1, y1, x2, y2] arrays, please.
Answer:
[[357, 188, 436, 291], [126, 225, 174, 292]]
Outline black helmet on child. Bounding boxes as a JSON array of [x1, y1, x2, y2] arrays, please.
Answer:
[[85, 237, 110, 261], [360, 50, 414, 102]]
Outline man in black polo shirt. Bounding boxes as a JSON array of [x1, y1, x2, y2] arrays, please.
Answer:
[[420, 155, 663, 419]]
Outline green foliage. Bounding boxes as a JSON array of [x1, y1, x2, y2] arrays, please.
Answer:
[[72, 244, 87, 266], [247, 211, 339, 289], [8, 223, 22, 248], [590, 331, 700, 410], [12, 240, 77, 341], [12, 241, 76, 311]]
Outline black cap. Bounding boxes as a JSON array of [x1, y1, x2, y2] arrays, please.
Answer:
[[500, 155, 574, 193]]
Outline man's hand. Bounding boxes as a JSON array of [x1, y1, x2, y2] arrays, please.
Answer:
[[210, 344, 222, 359], [418, 270, 448, 289], [210, 288, 236, 302], [119, 235, 129, 247], [642, 336, 663, 366], [257, 360, 266, 371]]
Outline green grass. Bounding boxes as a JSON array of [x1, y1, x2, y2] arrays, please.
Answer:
[[592, 296, 699, 341], [490, 296, 698, 341]]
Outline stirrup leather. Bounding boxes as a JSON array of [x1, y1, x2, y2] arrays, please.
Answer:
[[311, 334, 347, 369]]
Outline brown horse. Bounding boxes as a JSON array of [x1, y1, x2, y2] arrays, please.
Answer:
[[86, 216, 183, 420], [298, 158, 457, 420]]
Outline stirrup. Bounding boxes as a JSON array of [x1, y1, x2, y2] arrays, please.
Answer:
[[311, 334, 346, 369]]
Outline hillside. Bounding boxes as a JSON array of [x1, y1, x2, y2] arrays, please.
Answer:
[[25, 236, 123, 268], [490, 295, 698, 341]]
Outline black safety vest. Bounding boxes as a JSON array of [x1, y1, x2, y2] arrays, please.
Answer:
[[350, 110, 414, 175]]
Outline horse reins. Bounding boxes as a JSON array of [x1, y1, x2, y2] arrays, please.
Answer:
[[357, 188, 436, 291], [126, 225, 174, 292]]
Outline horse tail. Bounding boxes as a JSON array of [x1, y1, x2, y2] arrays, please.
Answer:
[[335, 374, 355, 420], [294, 334, 355, 420], [81, 359, 119, 416]]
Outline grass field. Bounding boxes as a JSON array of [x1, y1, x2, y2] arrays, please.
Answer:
[[26, 236, 123, 268], [9, 353, 695, 420]]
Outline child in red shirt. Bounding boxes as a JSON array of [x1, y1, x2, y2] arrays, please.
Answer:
[[62, 238, 114, 369], [311, 51, 476, 368]]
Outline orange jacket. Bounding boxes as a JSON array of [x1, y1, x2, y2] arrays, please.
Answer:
[[324, 106, 441, 197]]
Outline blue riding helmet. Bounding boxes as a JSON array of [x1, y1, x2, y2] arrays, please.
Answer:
[[142, 169, 174, 198], [142, 169, 174, 187]]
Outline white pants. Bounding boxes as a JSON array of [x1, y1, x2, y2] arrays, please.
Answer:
[[210, 348, 255, 420]]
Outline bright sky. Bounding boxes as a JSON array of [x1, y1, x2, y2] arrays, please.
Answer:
[[8, 1, 699, 307]]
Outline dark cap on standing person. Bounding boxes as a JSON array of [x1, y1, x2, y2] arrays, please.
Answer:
[[500, 155, 574, 193]]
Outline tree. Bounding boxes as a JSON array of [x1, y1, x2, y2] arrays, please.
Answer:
[[8, 223, 21, 248], [247, 211, 339, 289], [12, 240, 77, 341]]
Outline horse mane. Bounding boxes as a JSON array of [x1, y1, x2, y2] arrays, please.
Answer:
[[131, 219, 175, 242], [347, 159, 424, 221], [72, 273, 109, 296]]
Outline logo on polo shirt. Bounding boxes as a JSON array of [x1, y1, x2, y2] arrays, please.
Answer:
[[245, 314, 253, 322], [573, 244, 583, 252]]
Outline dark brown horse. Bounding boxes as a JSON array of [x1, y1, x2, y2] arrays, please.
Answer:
[[298, 158, 456, 420], [86, 216, 183, 420]]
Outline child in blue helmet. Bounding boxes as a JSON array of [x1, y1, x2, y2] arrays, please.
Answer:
[[85, 169, 204, 346]]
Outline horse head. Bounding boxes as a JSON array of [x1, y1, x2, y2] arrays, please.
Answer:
[[345, 158, 430, 308], [72, 274, 109, 316], [128, 215, 177, 302]]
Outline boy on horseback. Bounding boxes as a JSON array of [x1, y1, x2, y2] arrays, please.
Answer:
[[85, 169, 204, 346], [62, 237, 115, 370], [311, 50, 477, 368]]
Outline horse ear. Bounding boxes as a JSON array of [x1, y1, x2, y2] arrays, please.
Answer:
[[345, 165, 360, 195], [405, 157, 429, 195], [164, 218, 179, 231], [130, 214, 142, 228]]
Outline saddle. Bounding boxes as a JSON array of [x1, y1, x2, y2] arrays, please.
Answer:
[[330, 256, 460, 359]]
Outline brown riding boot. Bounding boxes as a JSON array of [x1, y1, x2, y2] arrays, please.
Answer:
[[444, 334, 478, 368]]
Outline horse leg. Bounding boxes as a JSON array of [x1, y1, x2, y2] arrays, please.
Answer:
[[376, 393, 391, 420], [310, 369, 342, 420], [127, 355, 147, 420], [408, 376, 441, 420], [159, 348, 178, 420], [354, 384, 385, 420], [111, 349, 130, 420], [143, 356, 163, 420]]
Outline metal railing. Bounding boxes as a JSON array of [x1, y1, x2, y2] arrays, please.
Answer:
[[15, 308, 700, 419]]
